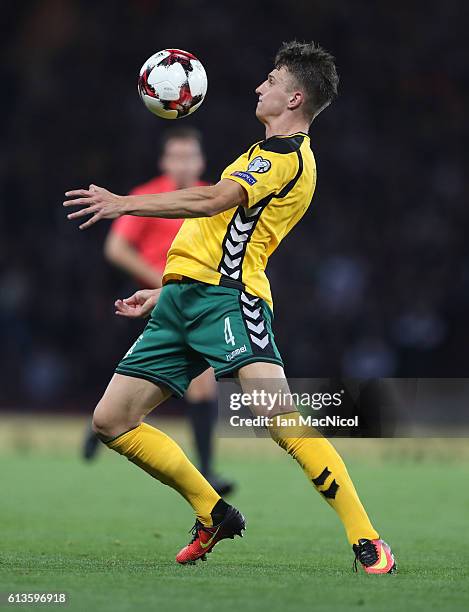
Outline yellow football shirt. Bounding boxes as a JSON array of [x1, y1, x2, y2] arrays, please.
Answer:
[[163, 132, 316, 309]]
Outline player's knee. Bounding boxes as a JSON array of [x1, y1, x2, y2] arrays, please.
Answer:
[[91, 406, 112, 438], [91, 400, 132, 439]]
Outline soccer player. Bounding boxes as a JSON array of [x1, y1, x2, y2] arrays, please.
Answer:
[[82, 127, 234, 496], [64, 41, 396, 573]]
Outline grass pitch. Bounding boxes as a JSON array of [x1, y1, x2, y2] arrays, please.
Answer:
[[1, 420, 469, 611]]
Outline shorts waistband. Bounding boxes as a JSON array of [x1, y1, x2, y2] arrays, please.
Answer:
[[163, 276, 269, 310], [164, 276, 207, 286], [165, 275, 246, 292]]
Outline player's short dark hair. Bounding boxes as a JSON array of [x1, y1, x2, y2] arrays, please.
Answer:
[[160, 126, 203, 155], [275, 40, 339, 119]]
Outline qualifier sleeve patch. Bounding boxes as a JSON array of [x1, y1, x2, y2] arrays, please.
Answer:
[[230, 171, 257, 186]]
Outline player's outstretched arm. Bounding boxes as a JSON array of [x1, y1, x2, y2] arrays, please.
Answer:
[[114, 288, 161, 318], [63, 180, 247, 230]]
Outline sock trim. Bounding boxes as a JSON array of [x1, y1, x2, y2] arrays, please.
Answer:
[[104, 424, 141, 445]]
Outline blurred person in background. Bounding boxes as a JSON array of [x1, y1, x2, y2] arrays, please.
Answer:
[[82, 126, 234, 497]]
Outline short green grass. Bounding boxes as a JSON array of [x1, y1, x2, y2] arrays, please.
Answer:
[[1, 439, 469, 612]]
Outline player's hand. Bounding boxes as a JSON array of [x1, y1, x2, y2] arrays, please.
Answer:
[[63, 184, 126, 230], [114, 288, 162, 318]]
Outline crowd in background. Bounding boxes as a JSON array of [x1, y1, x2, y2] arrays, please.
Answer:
[[1, 0, 467, 408]]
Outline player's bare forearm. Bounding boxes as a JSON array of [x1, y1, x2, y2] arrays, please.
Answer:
[[63, 180, 247, 230], [126, 186, 219, 219]]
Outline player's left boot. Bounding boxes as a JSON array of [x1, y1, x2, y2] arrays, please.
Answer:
[[353, 538, 397, 574], [176, 502, 246, 564]]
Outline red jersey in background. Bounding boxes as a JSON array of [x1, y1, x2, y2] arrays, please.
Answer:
[[111, 175, 209, 274]]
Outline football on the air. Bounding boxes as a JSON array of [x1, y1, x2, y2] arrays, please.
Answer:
[[138, 49, 208, 119]]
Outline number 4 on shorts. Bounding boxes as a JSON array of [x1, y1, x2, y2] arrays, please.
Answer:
[[224, 316, 235, 346]]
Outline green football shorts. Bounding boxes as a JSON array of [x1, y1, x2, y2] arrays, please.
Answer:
[[115, 280, 284, 397]]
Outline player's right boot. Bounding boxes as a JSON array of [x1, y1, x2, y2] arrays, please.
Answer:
[[353, 538, 397, 574], [176, 502, 246, 564]]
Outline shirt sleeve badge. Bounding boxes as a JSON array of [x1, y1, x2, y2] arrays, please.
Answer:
[[247, 156, 272, 173]]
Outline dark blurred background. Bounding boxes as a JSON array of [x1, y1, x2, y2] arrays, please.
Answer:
[[1, 0, 467, 410]]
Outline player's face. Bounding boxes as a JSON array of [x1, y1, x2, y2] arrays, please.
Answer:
[[160, 138, 205, 189], [255, 67, 294, 122]]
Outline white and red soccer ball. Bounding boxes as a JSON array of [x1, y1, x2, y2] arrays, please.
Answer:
[[138, 49, 208, 119]]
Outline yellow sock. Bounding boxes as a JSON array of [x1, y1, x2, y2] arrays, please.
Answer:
[[269, 412, 379, 545], [106, 422, 220, 526]]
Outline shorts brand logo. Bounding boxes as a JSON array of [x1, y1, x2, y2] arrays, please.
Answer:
[[226, 345, 247, 361]]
